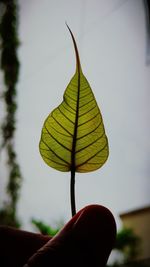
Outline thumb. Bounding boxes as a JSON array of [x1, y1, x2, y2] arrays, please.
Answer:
[[24, 205, 116, 267]]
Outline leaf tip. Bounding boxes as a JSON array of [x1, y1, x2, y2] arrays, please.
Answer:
[[65, 23, 81, 72]]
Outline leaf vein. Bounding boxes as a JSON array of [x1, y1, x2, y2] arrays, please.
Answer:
[[62, 103, 75, 115], [79, 91, 92, 99], [51, 114, 73, 136], [40, 137, 70, 165], [78, 104, 97, 118], [79, 98, 94, 109], [65, 93, 76, 102], [77, 120, 102, 140], [78, 112, 99, 127], [76, 132, 105, 153], [45, 125, 72, 152], [76, 141, 108, 168], [63, 97, 76, 112], [48, 124, 72, 138], [42, 154, 69, 167], [58, 106, 74, 124]]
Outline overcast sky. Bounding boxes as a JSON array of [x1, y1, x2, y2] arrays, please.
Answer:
[[1, 0, 150, 231]]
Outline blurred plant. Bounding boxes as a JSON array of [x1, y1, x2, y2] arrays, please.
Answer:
[[144, 0, 150, 64], [108, 227, 140, 266], [31, 219, 64, 236], [0, 0, 22, 227], [115, 227, 140, 262]]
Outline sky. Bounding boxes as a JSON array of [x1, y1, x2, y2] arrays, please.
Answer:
[[1, 0, 150, 232]]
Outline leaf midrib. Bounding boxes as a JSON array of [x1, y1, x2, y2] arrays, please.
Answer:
[[71, 71, 80, 171]]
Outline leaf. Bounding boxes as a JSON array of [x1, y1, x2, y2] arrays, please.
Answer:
[[39, 25, 109, 173]]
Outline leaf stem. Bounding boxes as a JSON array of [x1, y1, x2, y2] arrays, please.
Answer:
[[70, 168, 76, 217]]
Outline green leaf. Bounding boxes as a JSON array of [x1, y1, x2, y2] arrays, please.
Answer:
[[39, 26, 109, 173]]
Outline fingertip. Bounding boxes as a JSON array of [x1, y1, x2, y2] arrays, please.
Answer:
[[70, 204, 117, 266], [56, 204, 117, 266], [73, 204, 116, 235]]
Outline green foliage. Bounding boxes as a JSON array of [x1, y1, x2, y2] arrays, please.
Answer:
[[0, 206, 20, 228], [0, 0, 20, 143], [39, 25, 108, 216], [39, 25, 108, 173], [115, 227, 140, 260], [0, 0, 22, 228], [31, 219, 62, 236]]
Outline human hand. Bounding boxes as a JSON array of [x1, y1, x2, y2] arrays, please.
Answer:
[[0, 205, 116, 267]]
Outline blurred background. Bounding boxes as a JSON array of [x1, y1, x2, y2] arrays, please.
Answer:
[[0, 0, 150, 265]]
